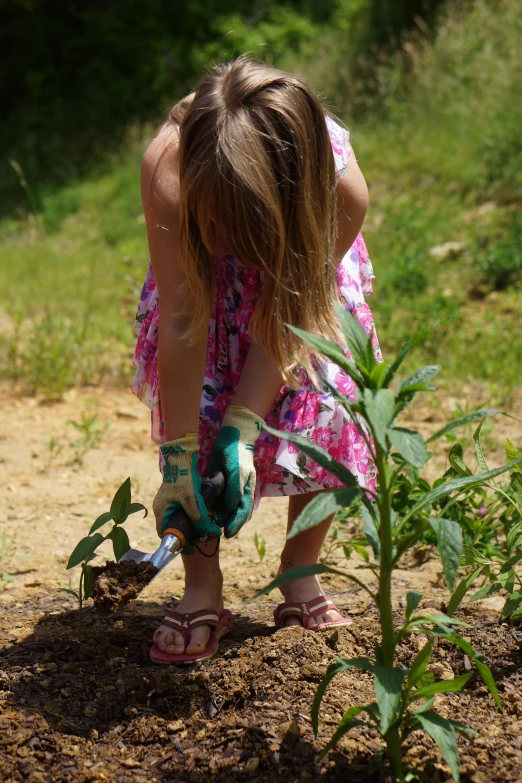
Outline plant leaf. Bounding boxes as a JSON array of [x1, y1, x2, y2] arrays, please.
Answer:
[[407, 639, 434, 688], [383, 333, 421, 387], [429, 518, 463, 591], [110, 477, 131, 523], [58, 588, 80, 600], [335, 303, 373, 371], [82, 563, 94, 600], [363, 388, 395, 449], [447, 567, 484, 615], [311, 657, 375, 734], [501, 590, 522, 619], [286, 324, 364, 389], [449, 453, 473, 476], [287, 488, 361, 540], [446, 634, 502, 710], [412, 673, 473, 702], [426, 410, 503, 443], [248, 564, 349, 602], [262, 424, 358, 487], [506, 438, 522, 471], [67, 534, 105, 570], [388, 427, 429, 468], [373, 666, 407, 735], [318, 706, 365, 759], [402, 459, 522, 525], [110, 526, 131, 562], [397, 365, 440, 394], [506, 521, 522, 553], [88, 511, 115, 535], [370, 361, 389, 389], [406, 591, 422, 619], [416, 710, 460, 781], [470, 582, 502, 602], [126, 502, 148, 519], [362, 506, 380, 561], [473, 421, 489, 472], [511, 472, 522, 508]]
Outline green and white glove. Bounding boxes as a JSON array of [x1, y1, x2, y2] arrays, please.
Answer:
[[208, 406, 264, 538], [153, 434, 222, 547]]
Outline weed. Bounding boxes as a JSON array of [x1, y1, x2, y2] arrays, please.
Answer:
[[0, 532, 16, 590], [252, 309, 520, 780], [42, 436, 63, 468], [253, 533, 267, 563], [66, 412, 109, 463]]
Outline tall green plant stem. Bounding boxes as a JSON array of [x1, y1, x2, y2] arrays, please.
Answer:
[[376, 448, 403, 779]]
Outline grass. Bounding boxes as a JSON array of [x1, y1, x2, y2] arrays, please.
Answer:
[[1, 0, 521, 400]]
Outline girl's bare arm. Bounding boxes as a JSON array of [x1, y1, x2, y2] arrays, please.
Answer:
[[141, 131, 207, 441], [232, 149, 370, 418]]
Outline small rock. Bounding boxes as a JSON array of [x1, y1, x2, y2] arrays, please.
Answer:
[[429, 241, 467, 261], [121, 759, 140, 768], [167, 720, 184, 733], [84, 705, 97, 717]]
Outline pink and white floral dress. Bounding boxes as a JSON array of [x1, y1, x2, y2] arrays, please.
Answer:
[[132, 116, 381, 501]]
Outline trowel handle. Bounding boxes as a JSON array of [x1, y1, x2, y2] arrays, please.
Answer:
[[161, 471, 225, 546]]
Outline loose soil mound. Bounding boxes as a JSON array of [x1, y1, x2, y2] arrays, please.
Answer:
[[91, 561, 158, 615]]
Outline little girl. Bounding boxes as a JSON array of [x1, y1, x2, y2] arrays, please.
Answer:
[[132, 56, 381, 664]]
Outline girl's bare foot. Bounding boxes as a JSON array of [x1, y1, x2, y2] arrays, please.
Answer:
[[153, 544, 223, 656]]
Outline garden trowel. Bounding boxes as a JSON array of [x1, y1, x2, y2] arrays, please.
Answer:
[[118, 471, 225, 580], [91, 472, 226, 614]]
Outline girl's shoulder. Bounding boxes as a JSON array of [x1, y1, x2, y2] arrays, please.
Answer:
[[141, 124, 181, 226]]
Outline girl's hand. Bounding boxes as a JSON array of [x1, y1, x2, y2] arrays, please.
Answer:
[[153, 434, 222, 546], [208, 406, 264, 537]]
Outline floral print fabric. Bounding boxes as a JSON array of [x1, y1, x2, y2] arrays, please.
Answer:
[[132, 117, 381, 501]]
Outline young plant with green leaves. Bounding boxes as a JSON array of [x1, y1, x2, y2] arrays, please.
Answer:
[[252, 305, 522, 781], [448, 434, 522, 623], [253, 532, 267, 563], [67, 412, 110, 464], [61, 477, 147, 639], [0, 531, 16, 590]]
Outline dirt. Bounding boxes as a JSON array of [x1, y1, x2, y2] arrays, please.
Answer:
[[1, 382, 522, 782], [91, 561, 159, 616]]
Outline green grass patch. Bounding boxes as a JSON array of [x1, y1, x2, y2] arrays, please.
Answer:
[[1, 0, 521, 399]]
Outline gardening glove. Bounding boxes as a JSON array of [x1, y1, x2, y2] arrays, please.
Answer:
[[208, 406, 264, 538], [153, 434, 222, 549]]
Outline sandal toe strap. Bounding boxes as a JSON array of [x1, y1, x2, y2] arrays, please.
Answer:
[[162, 608, 220, 632], [277, 595, 336, 623]]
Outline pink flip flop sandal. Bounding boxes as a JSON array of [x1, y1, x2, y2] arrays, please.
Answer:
[[150, 608, 233, 665], [274, 595, 352, 631]]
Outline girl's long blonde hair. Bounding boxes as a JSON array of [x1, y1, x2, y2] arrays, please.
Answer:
[[168, 56, 340, 386]]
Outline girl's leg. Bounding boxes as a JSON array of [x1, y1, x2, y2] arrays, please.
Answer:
[[153, 542, 223, 655], [279, 490, 344, 628]]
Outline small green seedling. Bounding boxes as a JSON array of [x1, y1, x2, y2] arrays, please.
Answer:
[[253, 532, 267, 562], [0, 532, 16, 590], [251, 307, 521, 781], [61, 477, 147, 640], [43, 435, 63, 466], [67, 412, 110, 463]]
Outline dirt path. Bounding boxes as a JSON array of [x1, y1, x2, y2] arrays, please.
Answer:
[[1, 384, 522, 782]]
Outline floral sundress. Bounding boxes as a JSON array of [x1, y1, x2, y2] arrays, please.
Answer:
[[132, 116, 382, 502]]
